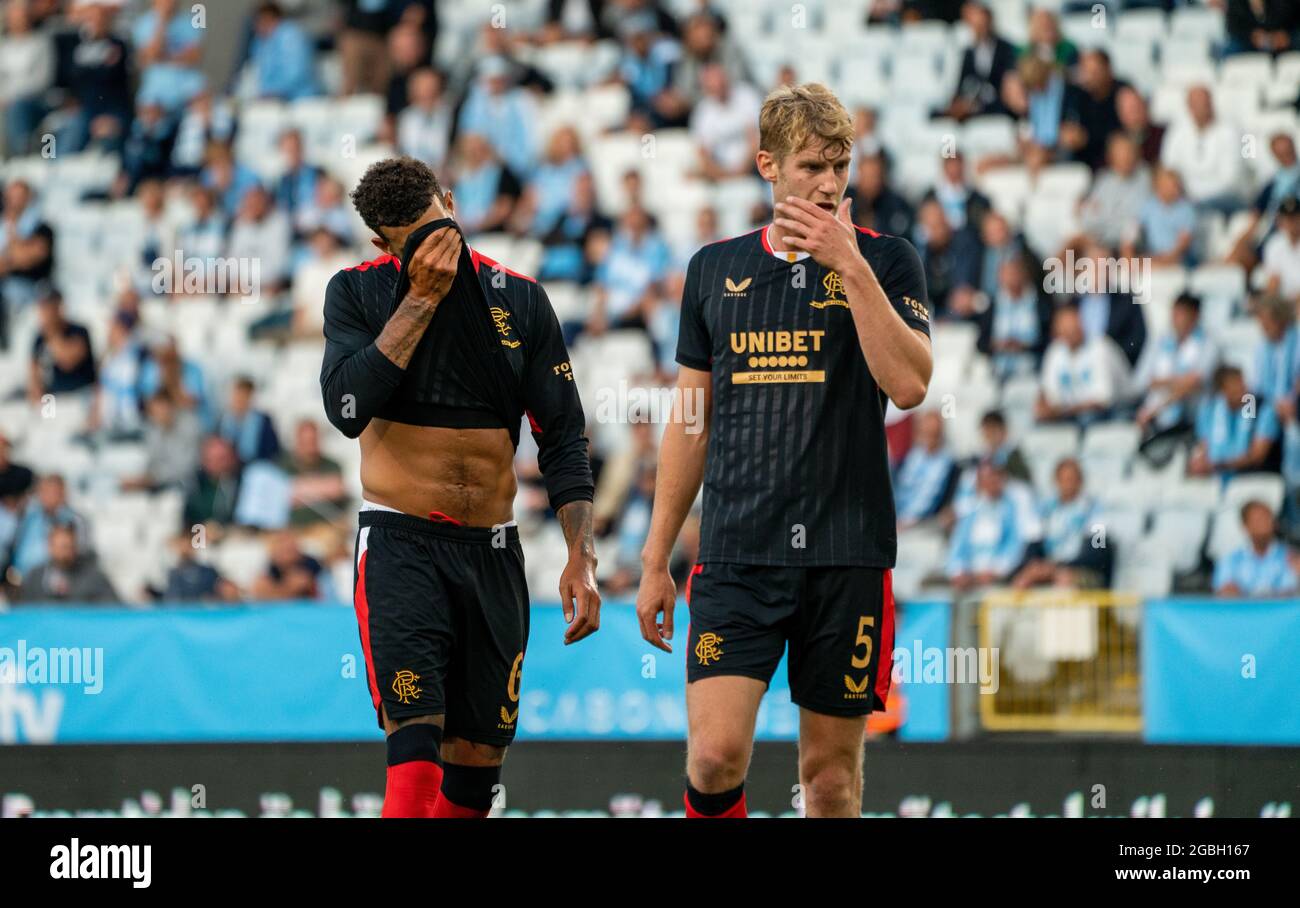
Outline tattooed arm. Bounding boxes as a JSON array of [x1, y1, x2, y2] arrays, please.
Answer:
[[557, 500, 601, 644], [319, 228, 460, 438], [375, 228, 461, 367]]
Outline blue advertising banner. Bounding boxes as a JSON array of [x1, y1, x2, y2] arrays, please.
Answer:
[[0, 599, 951, 744], [1143, 597, 1300, 745], [892, 599, 951, 742], [0, 604, 376, 744]]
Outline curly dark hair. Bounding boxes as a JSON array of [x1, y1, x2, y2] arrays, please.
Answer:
[[349, 157, 444, 240]]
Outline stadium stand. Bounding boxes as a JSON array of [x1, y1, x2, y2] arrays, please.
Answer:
[[2, 0, 1299, 610]]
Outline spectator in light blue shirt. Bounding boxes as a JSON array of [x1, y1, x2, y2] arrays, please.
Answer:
[[1135, 293, 1215, 436], [1189, 365, 1281, 481], [139, 337, 214, 430], [1248, 293, 1300, 407], [525, 126, 589, 236], [201, 142, 264, 219], [1012, 458, 1111, 589], [1213, 501, 1298, 596], [273, 130, 321, 226], [616, 12, 680, 128], [947, 461, 1026, 591], [981, 254, 1047, 380], [1129, 166, 1197, 267], [573, 204, 671, 341], [249, 3, 320, 101], [10, 475, 89, 577], [215, 376, 281, 465], [450, 132, 521, 235], [1036, 458, 1095, 564], [457, 56, 539, 179], [131, 0, 206, 113], [895, 411, 957, 527], [1023, 59, 1066, 149]]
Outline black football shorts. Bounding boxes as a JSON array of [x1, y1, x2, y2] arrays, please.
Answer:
[[684, 562, 895, 716], [353, 507, 529, 745]]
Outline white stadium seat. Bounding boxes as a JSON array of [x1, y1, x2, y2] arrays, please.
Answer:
[[1223, 473, 1286, 515], [1150, 508, 1210, 573]]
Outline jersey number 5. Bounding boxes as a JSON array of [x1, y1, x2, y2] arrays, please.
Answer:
[[852, 616, 876, 669]]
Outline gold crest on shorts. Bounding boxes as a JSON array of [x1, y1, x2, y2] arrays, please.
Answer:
[[695, 632, 724, 666], [392, 670, 422, 704]]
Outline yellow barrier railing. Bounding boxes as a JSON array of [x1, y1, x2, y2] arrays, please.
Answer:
[[976, 589, 1141, 733]]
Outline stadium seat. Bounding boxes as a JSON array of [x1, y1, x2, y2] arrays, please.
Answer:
[[1207, 505, 1249, 561], [1023, 424, 1080, 472], [998, 375, 1040, 439], [977, 165, 1032, 223], [1115, 9, 1168, 47], [1161, 476, 1222, 513], [931, 321, 978, 374], [819, 0, 871, 39], [1223, 473, 1286, 514], [835, 58, 891, 109], [961, 116, 1019, 162], [235, 99, 289, 174], [1189, 263, 1247, 307], [1092, 506, 1146, 548], [710, 178, 766, 238], [1159, 58, 1214, 90], [1035, 163, 1092, 203], [1151, 83, 1192, 124], [894, 527, 946, 599], [540, 282, 589, 325], [0, 154, 54, 189], [1219, 54, 1273, 89], [1275, 52, 1300, 89], [1135, 263, 1186, 311], [1023, 195, 1080, 258], [1061, 14, 1110, 51], [1158, 35, 1213, 72], [1149, 508, 1210, 573], [211, 536, 272, 590], [531, 41, 601, 89], [1114, 46, 1160, 95], [989, 0, 1029, 43], [1113, 552, 1173, 598], [1170, 5, 1225, 43], [95, 443, 149, 480], [1082, 421, 1140, 461], [1212, 83, 1261, 122], [1213, 318, 1263, 367], [587, 133, 645, 213], [581, 84, 632, 138]]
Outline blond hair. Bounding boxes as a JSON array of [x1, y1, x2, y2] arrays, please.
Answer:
[[758, 82, 854, 163]]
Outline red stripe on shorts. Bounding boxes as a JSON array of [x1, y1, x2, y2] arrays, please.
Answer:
[[353, 549, 381, 713], [874, 568, 896, 708]]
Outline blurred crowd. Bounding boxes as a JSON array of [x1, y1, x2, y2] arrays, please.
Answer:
[[1, 0, 1298, 607]]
